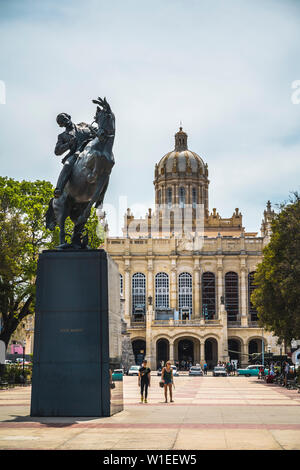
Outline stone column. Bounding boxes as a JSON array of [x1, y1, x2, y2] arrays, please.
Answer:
[[200, 341, 205, 365], [193, 259, 200, 318], [147, 259, 154, 304], [242, 341, 249, 367], [187, 183, 191, 205], [146, 306, 154, 369], [169, 341, 174, 364], [216, 256, 224, 320], [220, 304, 229, 363], [240, 257, 248, 327], [146, 260, 154, 368], [124, 260, 131, 324], [170, 258, 177, 311]]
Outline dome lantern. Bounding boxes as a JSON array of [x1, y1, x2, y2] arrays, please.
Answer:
[[175, 127, 188, 151]]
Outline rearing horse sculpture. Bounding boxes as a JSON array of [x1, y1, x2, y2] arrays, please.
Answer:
[[46, 97, 115, 249]]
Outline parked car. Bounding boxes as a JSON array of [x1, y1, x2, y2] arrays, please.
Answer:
[[157, 365, 179, 377], [189, 366, 203, 376], [213, 366, 227, 377], [237, 365, 268, 377], [4, 360, 12, 364], [128, 365, 140, 376], [111, 369, 123, 381]]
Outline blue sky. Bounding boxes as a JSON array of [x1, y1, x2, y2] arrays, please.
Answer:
[[0, 0, 300, 234]]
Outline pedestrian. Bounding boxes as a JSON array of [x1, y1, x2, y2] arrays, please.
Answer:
[[203, 362, 208, 375], [284, 361, 290, 387], [161, 360, 174, 403], [138, 359, 151, 403]]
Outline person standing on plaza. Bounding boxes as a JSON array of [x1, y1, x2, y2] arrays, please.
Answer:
[[203, 362, 208, 375], [283, 361, 290, 387], [161, 361, 174, 403], [138, 360, 151, 403]]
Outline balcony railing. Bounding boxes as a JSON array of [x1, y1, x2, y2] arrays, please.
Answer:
[[152, 318, 221, 327], [248, 321, 259, 328], [129, 320, 146, 328], [227, 320, 242, 327]]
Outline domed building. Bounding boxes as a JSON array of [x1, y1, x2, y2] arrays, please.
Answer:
[[105, 128, 281, 370], [154, 127, 209, 216]]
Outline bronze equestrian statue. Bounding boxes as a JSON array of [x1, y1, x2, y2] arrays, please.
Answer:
[[53, 113, 97, 198], [46, 97, 115, 249]]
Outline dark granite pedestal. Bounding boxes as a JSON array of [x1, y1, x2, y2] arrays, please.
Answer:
[[30, 249, 123, 417]]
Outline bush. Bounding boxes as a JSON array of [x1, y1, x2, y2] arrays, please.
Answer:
[[3, 364, 32, 384]]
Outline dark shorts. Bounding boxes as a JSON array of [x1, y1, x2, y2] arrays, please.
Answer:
[[164, 379, 172, 385]]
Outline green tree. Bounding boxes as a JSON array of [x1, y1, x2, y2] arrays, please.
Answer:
[[251, 194, 300, 345], [0, 177, 103, 349]]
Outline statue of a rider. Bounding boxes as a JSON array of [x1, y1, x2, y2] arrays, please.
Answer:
[[53, 112, 96, 198]]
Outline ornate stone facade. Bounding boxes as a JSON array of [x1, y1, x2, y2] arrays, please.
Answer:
[[105, 128, 280, 370]]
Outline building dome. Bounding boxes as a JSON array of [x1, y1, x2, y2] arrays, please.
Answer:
[[156, 128, 207, 178], [154, 127, 209, 215]]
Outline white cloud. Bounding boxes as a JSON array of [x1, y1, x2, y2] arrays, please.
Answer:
[[0, 0, 300, 235]]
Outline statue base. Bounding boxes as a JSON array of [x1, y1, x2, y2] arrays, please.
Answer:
[[30, 249, 123, 417]]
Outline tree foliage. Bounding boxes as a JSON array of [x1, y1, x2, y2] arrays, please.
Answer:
[[251, 194, 300, 344], [0, 177, 103, 349]]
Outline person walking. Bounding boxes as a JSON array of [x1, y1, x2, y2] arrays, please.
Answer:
[[138, 360, 151, 403], [161, 361, 174, 403], [203, 362, 208, 376]]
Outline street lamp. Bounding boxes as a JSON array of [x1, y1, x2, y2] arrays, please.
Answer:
[[262, 328, 264, 366], [22, 340, 26, 383]]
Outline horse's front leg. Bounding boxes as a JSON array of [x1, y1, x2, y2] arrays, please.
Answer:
[[59, 217, 66, 245], [54, 195, 70, 249]]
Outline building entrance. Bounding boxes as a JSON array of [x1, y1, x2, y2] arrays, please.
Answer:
[[132, 340, 146, 365], [156, 339, 169, 368], [178, 339, 194, 368]]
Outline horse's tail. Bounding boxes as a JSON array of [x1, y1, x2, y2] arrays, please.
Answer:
[[45, 198, 57, 231]]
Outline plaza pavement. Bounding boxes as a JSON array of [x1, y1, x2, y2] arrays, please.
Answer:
[[0, 374, 300, 450]]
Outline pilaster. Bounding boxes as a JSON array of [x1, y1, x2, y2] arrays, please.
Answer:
[[240, 256, 248, 327], [193, 258, 200, 318], [124, 258, 131, 323], [169, 341, 174, 364], [216, 255, 224, 320], [170, 257, 177, 310]]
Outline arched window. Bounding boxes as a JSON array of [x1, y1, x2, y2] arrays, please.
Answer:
[[192, 187, 197, 208], [155, 272, 169, 309], [167, 187, 172, 208], [225, 272, 239, 322], [157, 189, 162, 206], [179, 187, 185, 208], [178, 272, 192, 317], [132, 273, 146, 318], [120, 274, 123, 296], [248, 271, 258, 321], [202, 272, 216, 319]]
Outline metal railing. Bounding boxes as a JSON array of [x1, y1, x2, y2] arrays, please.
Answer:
[[152, 318, 221, 327], [227, 321, 242, 327], [129, 320, 146, 328], [248, 321, 259, 328]]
